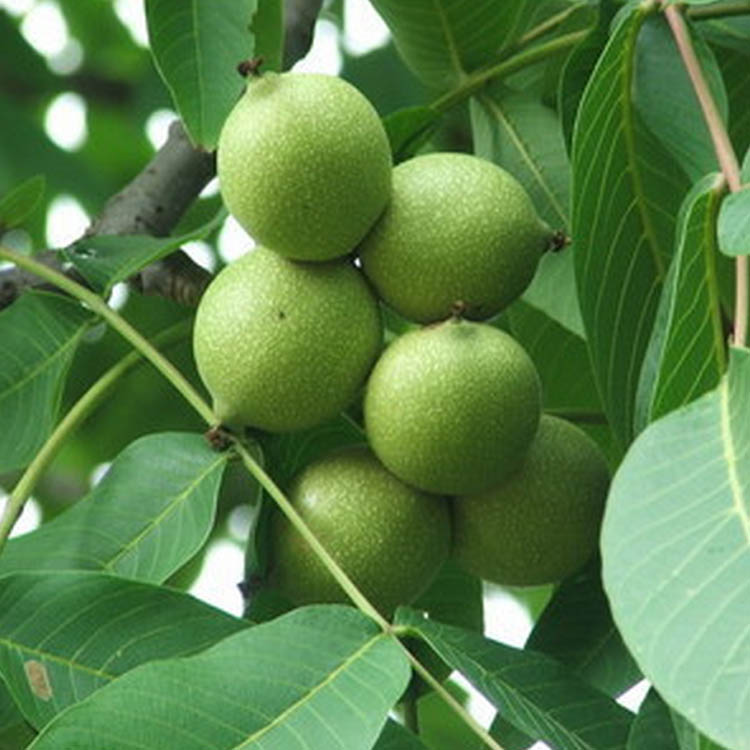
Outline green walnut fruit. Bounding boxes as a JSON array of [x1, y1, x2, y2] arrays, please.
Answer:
[[364, 319, 541, 495], [453, 415, 610, 586], [217, 72, 392, 262], [358, 152, 551, 323], [193, 247, 382, 432], [268, 444, 452, 616]]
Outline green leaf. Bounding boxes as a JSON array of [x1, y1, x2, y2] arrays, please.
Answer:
[[487, 715, 532, 750], [526, 560, 641, 697], [370, 0, 536, 89], [525, 250, 586, 339], [418, 681, 484, 750], [506, 300, 599, 413], [626, 688, 729, 750], [635, 173, 727, 433], [626, 689, 680, 750], [633, 15, 727, 182], [0, 571, 248, 730], [251, 0, 283, 72], [405, 562, 483, 695], [671, 710, 729, 750], [0, 683, 23, 735], [29, 606, 410, 750], [63, 208, 225, 294], [558, 0, 618, 151], [413, 561, 483, 634], [0, 176, 45, 231], [373, 719, 429, 750], [382, 106, 441, 164], [260, 413, 366, 490], [471, 86, 583, 335], [571, 5, 690, 450], [0, 713, 35, 750], [700, 15, 750, 55], [0, 13, 55, 99], [718, 186, 750, 256], [601, 346, 750, 750], [711, 46, 750, 155], [471, 87, 570, 231], [144, 0, 256, 148], [0, 433, 228, 583], [0, 292, 92, 473], [396, 608, 633, 749]]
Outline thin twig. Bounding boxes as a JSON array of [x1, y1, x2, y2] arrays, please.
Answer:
[[431, 31, 587, 113], [662, 3, 747, 348]]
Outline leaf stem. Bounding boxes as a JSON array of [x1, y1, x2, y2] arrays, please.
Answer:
[[431, 30, 587, 113], [232, 439, 389, 629], [0, 319, 192, 551], [403, 649, 505, 750], [661, 5, 747, 348], [686, 0, 750, 19], [0, 245, 216, 423]]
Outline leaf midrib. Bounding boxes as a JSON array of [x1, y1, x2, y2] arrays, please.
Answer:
[[431, 0, 465, 82], [0, 325, 88, 404], [476, 92, 568, 226], [235, 632, 387, 748], [104, 453, 226, 574]]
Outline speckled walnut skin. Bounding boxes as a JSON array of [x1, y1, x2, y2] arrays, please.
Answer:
[[193, 247, 383, 432], [217, 72, 392, 262], [358, 152, 551, 324]]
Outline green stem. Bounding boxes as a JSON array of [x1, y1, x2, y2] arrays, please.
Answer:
[[402, 649, 505, 750], [431, 30, 587, 113], [232, 440, 389, 629], [0, 246, 215, 424], [0, 319, 192, 551], [686, 0, 750, 19], [661, 5, 747, 348]]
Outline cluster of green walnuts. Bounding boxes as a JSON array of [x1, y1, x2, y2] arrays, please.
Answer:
[[193, 71, 610, 617]]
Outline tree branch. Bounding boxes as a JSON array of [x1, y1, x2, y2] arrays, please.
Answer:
[[283, 0, 325, 70], [0, 0, 325, 311]]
